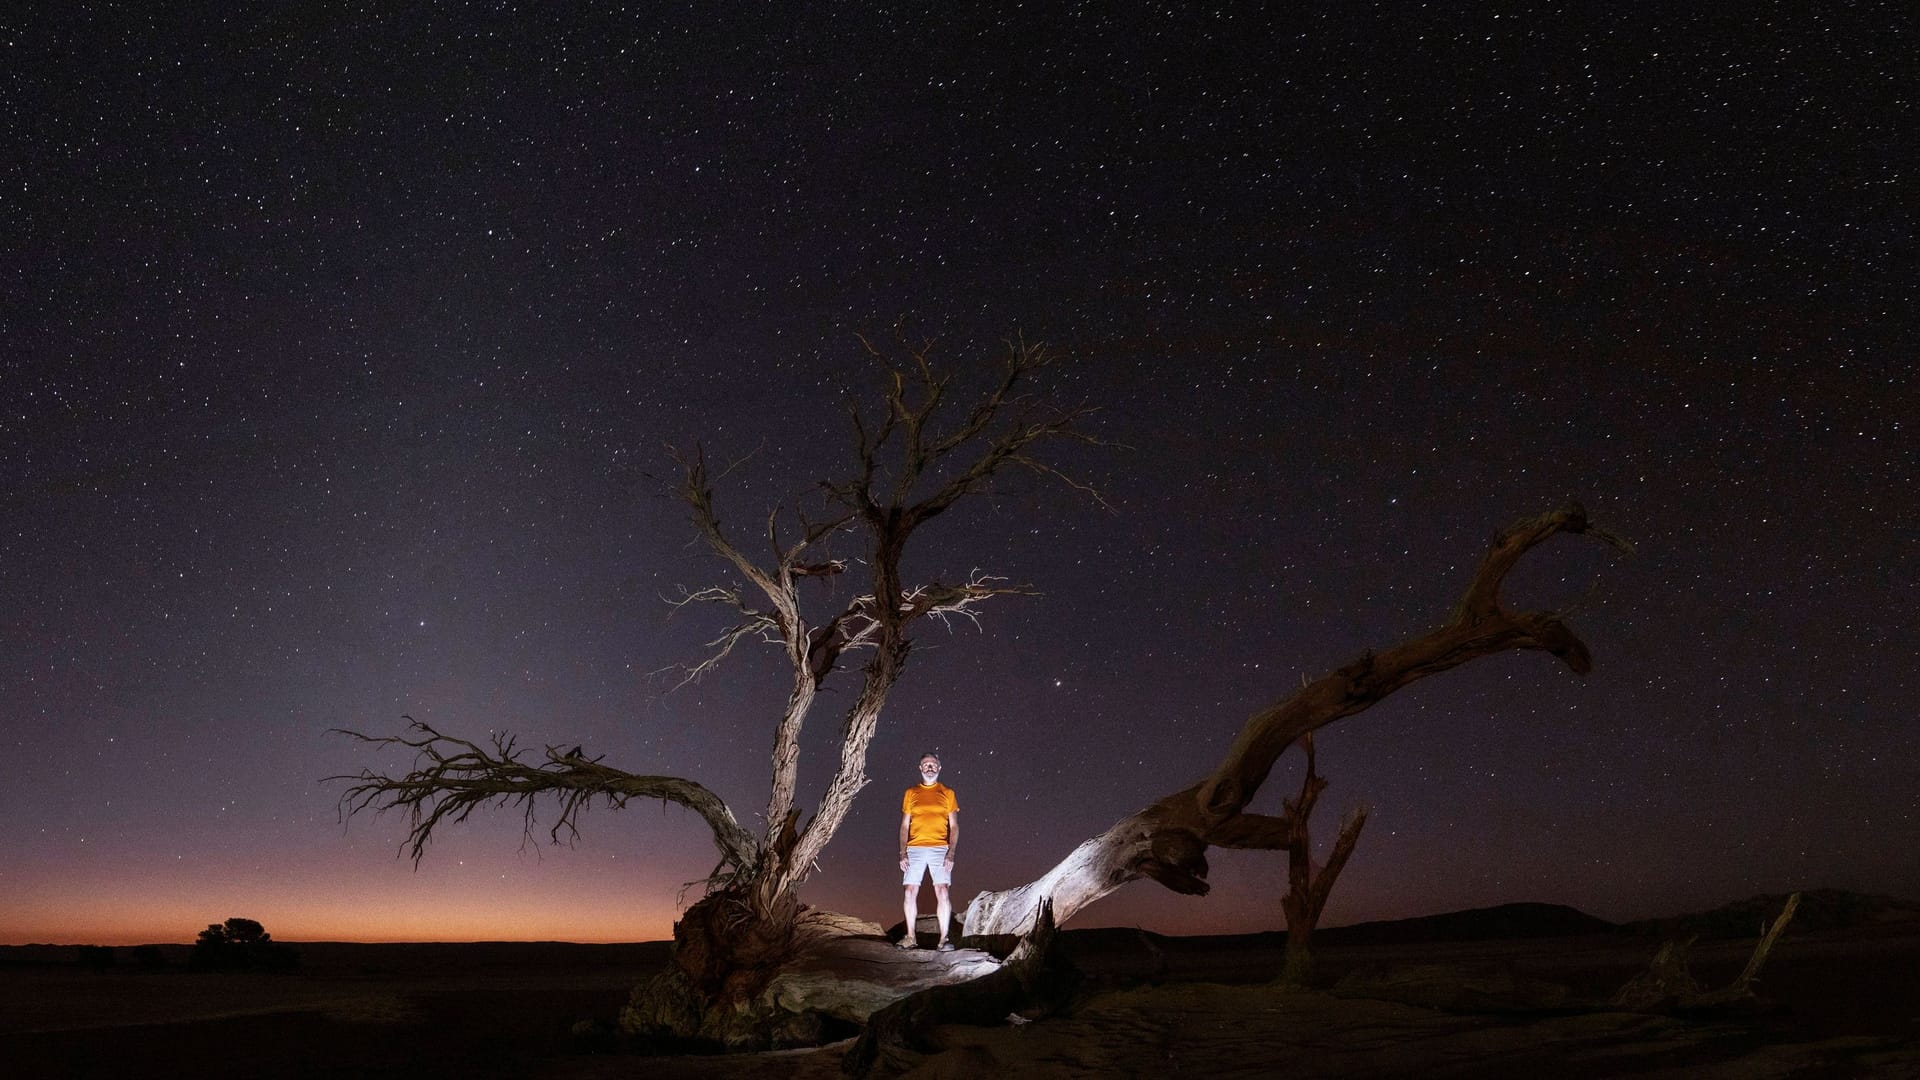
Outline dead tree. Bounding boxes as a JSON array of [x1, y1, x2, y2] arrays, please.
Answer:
[[331, 335, 1097, 1048], [1276, 732, 1368, 985], [1612, 892, 1802, 1011], [962, 505, 1630, 939], [833, 510, 1624, 1052]]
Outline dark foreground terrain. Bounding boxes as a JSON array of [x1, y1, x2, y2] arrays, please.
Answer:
[[6, 910, 1917, 1078]]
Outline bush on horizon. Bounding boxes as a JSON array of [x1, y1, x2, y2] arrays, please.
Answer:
[[190, 917, 300, 972]]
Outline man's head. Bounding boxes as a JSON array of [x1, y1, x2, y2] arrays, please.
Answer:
[[917, 753, 941, 784]]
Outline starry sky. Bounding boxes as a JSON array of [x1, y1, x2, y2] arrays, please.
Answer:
[[5, 5, 1913, 946]]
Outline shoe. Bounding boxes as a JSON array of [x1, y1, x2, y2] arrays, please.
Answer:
[[896, 938, 918, 950], [937, 941, 955, 952]]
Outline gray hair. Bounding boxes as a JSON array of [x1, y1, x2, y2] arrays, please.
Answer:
[[918, 752, 941, 766]]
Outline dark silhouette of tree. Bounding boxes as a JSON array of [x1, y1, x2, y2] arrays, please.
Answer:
[[191, 917, 299, 972], [1274, 732, 1368, 985], [204, 917, 269, 947]]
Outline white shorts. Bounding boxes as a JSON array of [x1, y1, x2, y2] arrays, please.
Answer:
[[903, 846, 951, 886]]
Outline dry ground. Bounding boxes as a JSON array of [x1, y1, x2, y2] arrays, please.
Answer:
[[4, 927, 1916, 1079], [0, 943, 654, 1079]]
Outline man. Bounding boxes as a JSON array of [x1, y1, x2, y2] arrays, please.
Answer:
[[899, 752, 958, 950]]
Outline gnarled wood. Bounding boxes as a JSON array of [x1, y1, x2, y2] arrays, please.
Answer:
[[332, 336, 1099, 1046], [964, 505, 1630, 937], [329, 722, 758, 873], [764, 936, 1003, 1024]]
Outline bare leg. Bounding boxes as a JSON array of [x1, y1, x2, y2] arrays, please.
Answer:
[[902, 883, 920, 945], [934, 884, 952, 945]]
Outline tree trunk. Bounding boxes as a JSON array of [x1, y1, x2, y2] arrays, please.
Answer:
[[1280, 802, 1366, 985], [620, 884, 806, 1047], [1281, 935, 1315, 986], [619, 887, 1002, 1049], [1275, 733, 1369, 986]]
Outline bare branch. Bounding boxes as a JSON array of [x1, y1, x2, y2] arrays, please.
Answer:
[[671, 445, 785, 608], [329, 718, 757, 875], [902, 572, 1035, 626], [1317, 805, 1369, 898], [1198, 503, 1625, 821], [648, 586, 783, 688], [906, 404, 1105, 529], [829, 336, 1107, 536]]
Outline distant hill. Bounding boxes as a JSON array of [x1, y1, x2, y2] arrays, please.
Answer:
[[1056, 891, 1920, 956], [1051, 902, 1617, 960], [0, 944, 95, 967], [1316, 902, 1620, 945], [1624, 889, 1920, 940]]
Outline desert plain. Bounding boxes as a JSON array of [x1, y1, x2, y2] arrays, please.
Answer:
[[6, 898, 1918, 1078]]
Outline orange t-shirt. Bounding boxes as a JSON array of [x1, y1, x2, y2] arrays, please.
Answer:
[[902, 783, 958, 847]]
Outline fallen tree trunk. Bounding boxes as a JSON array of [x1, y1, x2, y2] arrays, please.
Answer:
[[964, 505, 1630, 937], [844, 900, 1079, 1078]]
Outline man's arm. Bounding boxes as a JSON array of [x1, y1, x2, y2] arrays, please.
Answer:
[[943, 812, 958, 867], [899, 814, 912, 870]]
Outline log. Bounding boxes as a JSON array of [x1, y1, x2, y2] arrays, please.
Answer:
[[763, 936, 1006, 1025]]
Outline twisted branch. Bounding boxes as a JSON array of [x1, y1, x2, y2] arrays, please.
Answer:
[[836, 332, 1109, 527], [329, 718, 757, 875], [653, 586, 781, 688], [964, 504, 1631, 937]]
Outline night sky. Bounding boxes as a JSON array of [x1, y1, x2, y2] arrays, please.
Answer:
[[6, 5, 1913, 946]]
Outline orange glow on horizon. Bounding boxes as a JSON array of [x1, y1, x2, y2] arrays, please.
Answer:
[[2, 901, 681, 947], [2, 856, 692, 946]]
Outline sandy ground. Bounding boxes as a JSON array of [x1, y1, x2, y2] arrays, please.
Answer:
[[5, 928, 1917, 1078]]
